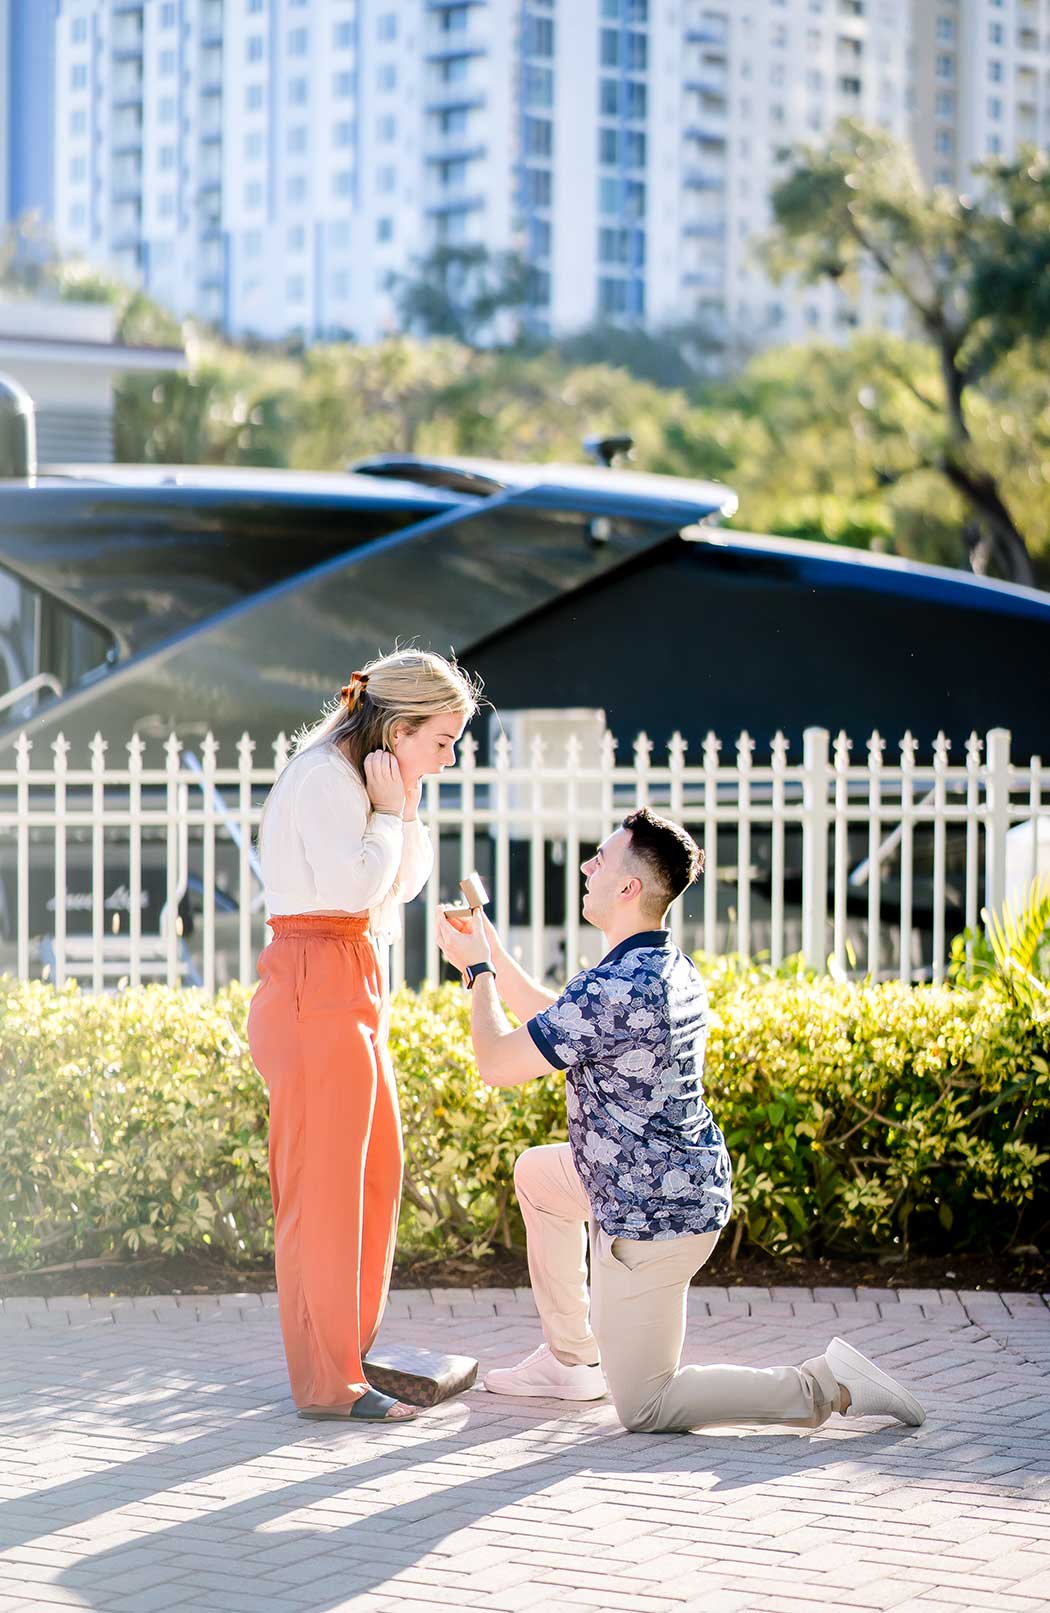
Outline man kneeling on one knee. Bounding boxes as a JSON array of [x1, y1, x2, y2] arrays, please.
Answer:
[[436, 808, 925, 1435]]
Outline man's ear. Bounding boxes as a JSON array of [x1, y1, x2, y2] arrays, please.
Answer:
[[620, 874, 644, 902]]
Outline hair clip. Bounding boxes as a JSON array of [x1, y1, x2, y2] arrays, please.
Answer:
[[340, 671, 370, 713]]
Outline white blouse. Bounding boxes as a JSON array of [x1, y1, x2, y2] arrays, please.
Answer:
[[259, 742, 434, 943]]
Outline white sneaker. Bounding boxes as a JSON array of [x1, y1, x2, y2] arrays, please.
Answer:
[[483, 1343, 607, 1400], [825, 1336, 926, 1427]]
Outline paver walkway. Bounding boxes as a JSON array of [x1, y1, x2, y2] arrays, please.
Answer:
[[0, 1286, 1047, 1613]]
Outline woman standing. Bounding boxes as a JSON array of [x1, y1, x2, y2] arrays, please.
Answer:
[[248, 649, 480, 1422]]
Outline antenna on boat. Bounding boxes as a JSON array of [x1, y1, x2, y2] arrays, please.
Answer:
[[0, 373, 37, 479], [583, 433, 633, 469]]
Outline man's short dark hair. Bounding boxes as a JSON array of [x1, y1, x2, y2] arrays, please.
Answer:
[[622, 807, 705, 919]]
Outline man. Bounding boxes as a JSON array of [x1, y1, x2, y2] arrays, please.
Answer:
[[436, 807, 925, 1435]]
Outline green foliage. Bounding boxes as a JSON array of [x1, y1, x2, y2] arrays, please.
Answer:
[[982, 876, 1050, 1010], [1, 969, 1047, 1275], [762, 122, 1050, 583]]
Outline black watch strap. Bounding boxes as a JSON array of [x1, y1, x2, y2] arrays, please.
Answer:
[[465, 960, 496, 989]]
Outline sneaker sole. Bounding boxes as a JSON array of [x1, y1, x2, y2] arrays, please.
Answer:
[[828, 1337, 926, 1426], [482, 1376, 607, 1401]]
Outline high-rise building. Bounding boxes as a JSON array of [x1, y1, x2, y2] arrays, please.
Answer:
[[2, 0, 57, 228], [35, 1, 1050, 351]]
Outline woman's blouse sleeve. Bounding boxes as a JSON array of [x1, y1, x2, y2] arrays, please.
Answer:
[[394, 817, 435, 905], [292, 765, 404, 912]]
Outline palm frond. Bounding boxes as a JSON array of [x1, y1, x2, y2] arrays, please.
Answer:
[[981, 875, 1050, 1007]]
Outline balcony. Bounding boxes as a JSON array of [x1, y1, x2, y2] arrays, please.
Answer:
[[425, 191, 485, 215], [684, 169, 725, 192], [425, 89, 486, 113], [425, 142, 486, 165], [682, 220, 726, 239]]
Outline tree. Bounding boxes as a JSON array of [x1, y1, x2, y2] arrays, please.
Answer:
[[762, 122, 1050, 586], [392, 245, 538, 344]]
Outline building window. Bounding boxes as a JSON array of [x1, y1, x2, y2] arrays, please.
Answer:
[[525, 118, 552, 158], [378, 164, 396, 193], [598, 277, 629, 315], [288, 27, 308, 56], [244, 130, 264, 159], [246, 83, 264, 111], [244, 230, 263, 256], [529, 217, 551, 257], [70, 155, 86, 182], [625, 31, 647, 70], [936, 52, 954, 79], [248, 0, 264, 12], [379, 63, 397, 91], [330, 219, 351, 248], [289, 77, 308, 105], [158, 192, 176, 218], [524, 16, 554, 56], [936, 16, 955, 41], [377, 217, 394, 242], [244, 181, 263, 208], [523, 168, 552, 206], [935, 90, 954, 116], [246, 35, 264, 63], [288, 125, 308, 154], [71, 17, 88, 43], [287, 225, 305, 252], [71, 108, 87, 135], [378, 114, 397, 142], [332, 271, 350, 299], [288, 175, 308, 203], [333, 170, 352, 197], [378, 14, 397, 41], [935, 128, 953, 154], [333, 72, 352, 97], [334, 120, 352, 147], [987, 95, 1002, 119], [524, 65, 553, 106], [70, 202, 86, 229], [988, 59, 1002, 81], [158, 145, 176, 171], [71, 63, 87, 90], [334, 21, 354, 49], [287, 276, 306, 303]]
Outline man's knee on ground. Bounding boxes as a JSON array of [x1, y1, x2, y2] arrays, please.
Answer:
[[611, 1388, 666, 1435]]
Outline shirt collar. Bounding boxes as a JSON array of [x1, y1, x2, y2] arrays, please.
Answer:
[[600, 929, 673, 967]]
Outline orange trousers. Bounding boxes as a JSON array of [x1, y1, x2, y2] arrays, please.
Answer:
[[246, 914, 402, 1409]]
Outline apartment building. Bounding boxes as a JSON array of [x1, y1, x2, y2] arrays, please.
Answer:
[[28, 0, 1050, 351]]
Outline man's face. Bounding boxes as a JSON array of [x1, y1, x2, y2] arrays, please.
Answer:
[[580, 827, 633, 929]]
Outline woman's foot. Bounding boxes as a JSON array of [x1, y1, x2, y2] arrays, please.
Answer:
[[297, 1388, 418, 1422]]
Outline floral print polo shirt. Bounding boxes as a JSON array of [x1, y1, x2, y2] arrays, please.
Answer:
[[526, 930, 733, 1240]]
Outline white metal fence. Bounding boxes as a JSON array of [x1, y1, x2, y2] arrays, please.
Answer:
[[0, 726, 1047, 994]]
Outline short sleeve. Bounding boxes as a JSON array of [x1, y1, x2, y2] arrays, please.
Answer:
[[526, 969, 634, 1072]]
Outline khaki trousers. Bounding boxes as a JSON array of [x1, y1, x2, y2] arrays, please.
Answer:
[[514, 1143, 842, 1434]]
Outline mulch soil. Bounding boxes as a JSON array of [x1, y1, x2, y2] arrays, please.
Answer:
[[1, 1245, 1046, 1300]]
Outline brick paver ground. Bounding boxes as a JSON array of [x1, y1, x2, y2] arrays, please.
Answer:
[[0, 1286, 1048, 1613]]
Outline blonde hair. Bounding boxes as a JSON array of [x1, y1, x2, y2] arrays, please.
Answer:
[[258, 647, 482, 852], [294, 647, 482, 772]]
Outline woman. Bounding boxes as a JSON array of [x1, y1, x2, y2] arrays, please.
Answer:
[[247, 648, 480, 1422]]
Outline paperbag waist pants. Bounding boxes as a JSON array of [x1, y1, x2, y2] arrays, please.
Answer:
[[246, 913, 402, 1409]]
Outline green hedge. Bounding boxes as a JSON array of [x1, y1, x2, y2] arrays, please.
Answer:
[[0, 962, 1047, 1274]]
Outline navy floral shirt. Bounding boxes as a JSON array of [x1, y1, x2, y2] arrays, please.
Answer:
[[526, 930, 733, 1240]]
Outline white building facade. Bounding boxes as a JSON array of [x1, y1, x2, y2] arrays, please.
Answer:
[[46, 0, 1050, 351]]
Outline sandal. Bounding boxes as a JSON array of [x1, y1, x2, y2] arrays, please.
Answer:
[[297, 1388, 418, 1422]]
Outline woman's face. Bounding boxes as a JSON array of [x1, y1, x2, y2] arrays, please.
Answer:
[[391, 710, 468, 781]]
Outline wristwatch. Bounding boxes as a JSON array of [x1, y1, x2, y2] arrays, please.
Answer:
[[464, 960, 496, 990]]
